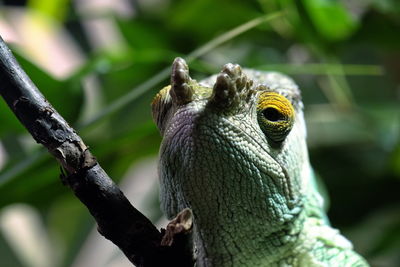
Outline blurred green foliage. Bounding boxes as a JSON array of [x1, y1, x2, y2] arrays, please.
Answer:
[[0, 0, 399, 266]]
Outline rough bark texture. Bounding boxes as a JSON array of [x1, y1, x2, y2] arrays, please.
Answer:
[[0, 36, 193, 267]]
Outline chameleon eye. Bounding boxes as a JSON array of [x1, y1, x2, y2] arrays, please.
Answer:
[[263, 107, 285, 122], [257, 92, 295, 143]]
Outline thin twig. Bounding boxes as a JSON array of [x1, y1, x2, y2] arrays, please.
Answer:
[[0, 36, 193, 267]]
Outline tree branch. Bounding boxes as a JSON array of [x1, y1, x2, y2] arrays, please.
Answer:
[[0, 36, 193, 266]]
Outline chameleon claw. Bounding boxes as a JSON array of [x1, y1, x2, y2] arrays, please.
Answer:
[[161, 208, 193, 247], [170, 57, 194, 105]]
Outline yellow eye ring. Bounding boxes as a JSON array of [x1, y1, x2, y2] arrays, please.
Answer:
[[257, 92, 295, 143]]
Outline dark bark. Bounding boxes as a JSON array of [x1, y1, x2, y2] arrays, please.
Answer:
[[0, 36, 193, 267]]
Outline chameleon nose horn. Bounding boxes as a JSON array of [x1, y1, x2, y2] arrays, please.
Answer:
[[170, 57, 194, 105], [208, 63, 255, 112]]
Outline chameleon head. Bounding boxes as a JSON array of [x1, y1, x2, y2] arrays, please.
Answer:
[[152, 58, 312, 258]]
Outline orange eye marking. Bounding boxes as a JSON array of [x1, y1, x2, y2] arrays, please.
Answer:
[[257, 92, 294, 119], [257, 92, 295, 143]]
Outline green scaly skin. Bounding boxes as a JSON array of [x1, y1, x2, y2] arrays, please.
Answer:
[[152, 58, 369, 267]]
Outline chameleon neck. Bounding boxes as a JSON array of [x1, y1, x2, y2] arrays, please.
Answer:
[[193, 191, 355, 267], [193, 205, 305, 266]]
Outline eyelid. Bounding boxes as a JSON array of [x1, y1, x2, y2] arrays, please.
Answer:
[[257, 92, 295, 143], [257, 92, 295, 120]]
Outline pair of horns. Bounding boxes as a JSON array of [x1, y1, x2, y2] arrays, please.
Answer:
[[170, 57, 256, 111]]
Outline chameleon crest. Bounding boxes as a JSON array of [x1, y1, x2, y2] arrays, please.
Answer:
[[152, 58, 368, 267]]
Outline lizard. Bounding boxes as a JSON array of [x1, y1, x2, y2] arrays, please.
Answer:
[[151, 57, 369, 267]]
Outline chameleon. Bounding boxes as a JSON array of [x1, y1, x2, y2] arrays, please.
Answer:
[[151, 57, 369, 266]]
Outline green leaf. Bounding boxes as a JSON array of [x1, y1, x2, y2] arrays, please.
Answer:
[[302, 0, 359, 41], [166, 0, 260, 42], [28, 0, 70, 22], [116, 18, 170, 51], [12, 49, 84, 124], [0, 99, 26, 137], [0, 44, 88, 138], [0, 153, 65, 208]]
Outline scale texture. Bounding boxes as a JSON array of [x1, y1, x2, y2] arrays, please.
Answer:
[[152, 58, 369, 267]]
